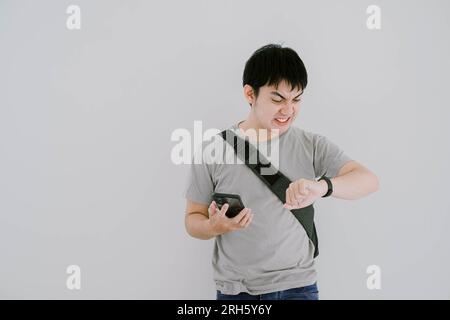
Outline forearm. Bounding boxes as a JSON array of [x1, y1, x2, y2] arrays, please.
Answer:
[[320, 168, 379, 200], [185, 213, 217, 240]]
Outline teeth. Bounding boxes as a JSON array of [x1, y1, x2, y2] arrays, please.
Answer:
[[276, 118, 289, 123]]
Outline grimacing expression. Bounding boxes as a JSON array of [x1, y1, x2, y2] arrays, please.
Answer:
[[252, 81, 303, 134]]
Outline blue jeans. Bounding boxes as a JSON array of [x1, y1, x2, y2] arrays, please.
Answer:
[[216, 282, 319, 300]]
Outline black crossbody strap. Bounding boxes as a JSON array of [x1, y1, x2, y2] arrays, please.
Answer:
[[220, 129, 319, 258]]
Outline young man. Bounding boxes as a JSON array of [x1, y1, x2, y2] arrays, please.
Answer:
[[184, 44, 379, 300]]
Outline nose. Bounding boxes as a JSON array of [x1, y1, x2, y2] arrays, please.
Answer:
[[280, 103, 294, 116]]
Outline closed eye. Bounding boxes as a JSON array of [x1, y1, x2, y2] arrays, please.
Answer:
[[272, 99, 301, 103]]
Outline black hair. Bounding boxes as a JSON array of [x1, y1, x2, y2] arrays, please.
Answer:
[[242, 44, 308, 105]]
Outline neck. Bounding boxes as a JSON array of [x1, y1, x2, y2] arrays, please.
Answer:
[[238, 115, 280, 142]]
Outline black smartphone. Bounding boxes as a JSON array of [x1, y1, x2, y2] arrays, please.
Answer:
[[212, 192, 245, 218]]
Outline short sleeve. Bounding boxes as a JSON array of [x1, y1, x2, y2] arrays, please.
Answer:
[[183, 143, 215, 206], [313, 134, 352, 178]]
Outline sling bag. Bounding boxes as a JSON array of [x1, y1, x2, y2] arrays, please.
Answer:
[[220, 129, 319, 258]]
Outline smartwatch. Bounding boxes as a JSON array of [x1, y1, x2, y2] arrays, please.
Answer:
[[318, 175, 333, 197]]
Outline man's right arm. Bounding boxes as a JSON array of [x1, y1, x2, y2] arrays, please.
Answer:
[[185, 200, 217, 240], [185, 199, 253, 240]]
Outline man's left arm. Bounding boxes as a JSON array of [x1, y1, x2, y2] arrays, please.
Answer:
[[284, 160, 379, 209], [318, 160, 379, 200]]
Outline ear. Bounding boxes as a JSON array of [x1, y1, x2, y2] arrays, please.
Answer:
[[243, 84, 255, 106]]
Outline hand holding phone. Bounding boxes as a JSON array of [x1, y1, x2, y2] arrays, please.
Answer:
[[212, 192, 245, 218], [208, 193, 253, 236]]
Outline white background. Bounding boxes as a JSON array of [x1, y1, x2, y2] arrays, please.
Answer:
[[0, 0, 449, 299]]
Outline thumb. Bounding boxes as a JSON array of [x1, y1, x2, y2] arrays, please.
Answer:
[[209, 201, 217, 216]]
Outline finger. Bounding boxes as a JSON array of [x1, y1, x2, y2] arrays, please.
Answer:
[[292, 186, 303, 204], [284, 199, 300, 210], [219, 203, 229, 216], [243, 213, 254, 228], [286, 188, 294, 205], [233, 208, 249, 223], [209, 201, 217, 216], [238, 211, 252, 227], [293, 184, 304, 203], [285, 188, 290, 205], [237, 209, 251, 224]]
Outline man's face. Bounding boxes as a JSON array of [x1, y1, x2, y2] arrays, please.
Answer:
[[250, 80, 303, 135]]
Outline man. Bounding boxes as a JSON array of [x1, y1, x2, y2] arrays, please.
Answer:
[[184, 44, 379, 300]]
